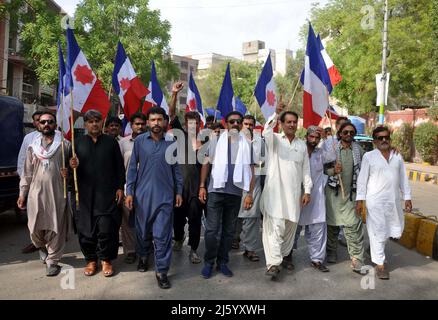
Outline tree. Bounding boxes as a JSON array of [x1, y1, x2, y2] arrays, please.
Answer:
[[74, 0, 178, 92], [3, 0, 64, 85], [302, 0, 435, 115], [3, 0, 178, 93], [432, 0, 438, 98]]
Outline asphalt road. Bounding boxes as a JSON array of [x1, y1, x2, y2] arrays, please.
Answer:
[[1, 181, 437, 300]]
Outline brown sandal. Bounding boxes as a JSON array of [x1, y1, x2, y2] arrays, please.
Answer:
[[84, 261, 97, 276], [243, 250, 260, 262], [101, 261, 114, 277]]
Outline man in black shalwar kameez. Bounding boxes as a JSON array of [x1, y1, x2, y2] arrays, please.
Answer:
[[70, 110, 125, 277]]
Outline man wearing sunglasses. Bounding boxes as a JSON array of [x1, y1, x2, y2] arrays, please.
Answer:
[[199, 111, 255, 279], [356, 126, 412, 280], [17, 112, 70, 277], [325, 122, 366, 274]]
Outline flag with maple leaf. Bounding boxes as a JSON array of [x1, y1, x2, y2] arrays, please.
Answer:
[[185, 71, 205, 124], [64, 27, 110, 139], [112, 41, 149, 123], [254, 53, 277, 121]]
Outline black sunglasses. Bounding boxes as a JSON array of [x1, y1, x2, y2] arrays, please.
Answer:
[[39, 120, 55, 125], [228, 119, 242, 125], [376, 135, 391, 141], [341, 130, 355, 136]]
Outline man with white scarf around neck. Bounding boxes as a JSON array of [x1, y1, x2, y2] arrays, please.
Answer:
[[198, 111, 255, 279], [17, 112, 70, 277], [261, 103, 312, 279]]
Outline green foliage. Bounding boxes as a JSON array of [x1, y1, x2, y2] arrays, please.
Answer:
[[428, 105, 438, 121], [432, 0, 438, 86], [5, 0, 64, 85], [74, 0, 178, 91], [413, 122, 438, 164], [295, 127, 307, 140], [5, 0, 178, 91], [303, 0, 435, 114], [392, 123, 413, 161]]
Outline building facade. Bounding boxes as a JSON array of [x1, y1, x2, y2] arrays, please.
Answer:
[[168, 54, 199, 111], [0, 0, 66, 122]]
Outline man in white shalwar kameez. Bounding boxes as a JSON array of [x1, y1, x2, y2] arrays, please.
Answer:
[[292, 126, 329, 272], [356, 126, 412, 280], [261, 105, 312, 278], [17, 112, 70, 277]]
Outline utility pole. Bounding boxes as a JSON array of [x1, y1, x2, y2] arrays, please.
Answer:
[[379, 0, 389, 124]]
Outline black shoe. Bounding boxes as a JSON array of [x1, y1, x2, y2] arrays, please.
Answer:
[[311, 261, 330, 272], [124, 252, 137, 264], [156, 273, 171, 289], [46, 264, 62, 277], [137, 256, 148, 272], [22, 243, 38, 254]]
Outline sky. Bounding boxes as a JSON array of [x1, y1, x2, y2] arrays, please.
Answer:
[[54, 0, 329, 58]]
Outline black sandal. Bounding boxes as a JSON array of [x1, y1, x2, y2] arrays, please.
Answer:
[[243, 250, 260, 262]]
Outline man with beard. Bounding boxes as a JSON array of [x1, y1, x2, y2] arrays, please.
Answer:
[[18, 110, 44, 254], [324, 122, 366, 274], [17, 112, 70, 276], [199, 111, 254, 279], [119, 113, 147, 265], [233, 114, 264, 262], [356, 126, 412, 280], [291, 126, 329, 272], [125, 107, 183, 289], [69, 110, 125, 277], [261, 105, 312, 279]]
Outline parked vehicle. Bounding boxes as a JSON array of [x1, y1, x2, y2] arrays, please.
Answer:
[[354, 134, 374, 152], [0, 96, 25, 219]]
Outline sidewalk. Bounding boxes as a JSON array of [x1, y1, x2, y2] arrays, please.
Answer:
[[405, 162, 438, 184]]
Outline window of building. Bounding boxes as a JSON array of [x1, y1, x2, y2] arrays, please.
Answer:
[[180, 61, 189, 69], [180, 73, 188, 81], [179, 97, 186, 106]]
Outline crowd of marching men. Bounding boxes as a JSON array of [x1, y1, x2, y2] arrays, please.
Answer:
[[16, 81, 413, 290]]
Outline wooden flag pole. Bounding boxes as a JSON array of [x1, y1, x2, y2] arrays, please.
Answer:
[[60, 93, 67, 199], [70, 88, 79, 206], [326, 110, 346, 199], [287, 75, 302, 110], [102, 85, 113, 134]]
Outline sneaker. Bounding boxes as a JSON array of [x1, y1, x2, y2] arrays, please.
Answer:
[[216, 263, 233, 277], [201, 263, 213, 279], [189, 250, 201, 264], [46, 264, 62, 277], [173, 240, 184, 252], [39, 247, 48, 264]]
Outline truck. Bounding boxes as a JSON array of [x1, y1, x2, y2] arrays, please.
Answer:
[[0, 96, 25, 219]]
